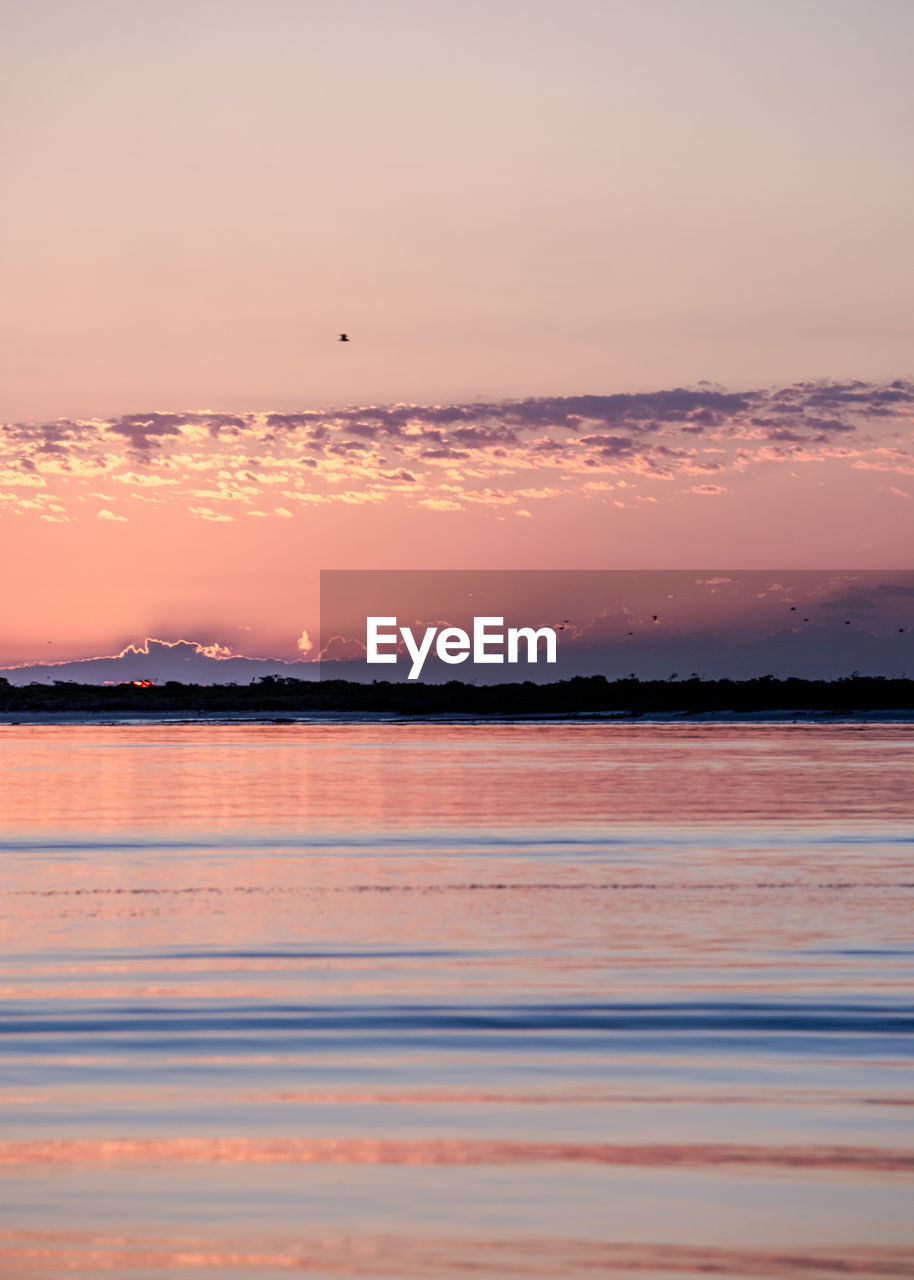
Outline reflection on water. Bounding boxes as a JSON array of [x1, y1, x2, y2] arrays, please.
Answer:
[[0, 723, 912, 1279]]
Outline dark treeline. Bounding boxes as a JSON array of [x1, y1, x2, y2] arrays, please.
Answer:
[[1, 674, 913, 716]]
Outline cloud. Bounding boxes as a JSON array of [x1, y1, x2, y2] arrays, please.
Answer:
[[197, 642, 235, 659], [579, 434, 636, 455], [318, 635, 367, 662], [0, 468, 45, 487], [0, 636, 316, 686], [189, 506, 235, 522], [1, 380, 911, 525], [115, 472, 178, 487], [420, 497, 463, 511], [296, 629, 314, 656], [97, 508, 127, 521]]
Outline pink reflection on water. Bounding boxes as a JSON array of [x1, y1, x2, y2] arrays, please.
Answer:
[[1, 724, 912, 1278], [1, 1136, 912, 1172], [1, 723, 912, 833], [1, 1231, 911, 1279]]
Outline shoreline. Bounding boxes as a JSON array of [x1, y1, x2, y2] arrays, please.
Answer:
[[2, 708, 914, 726]]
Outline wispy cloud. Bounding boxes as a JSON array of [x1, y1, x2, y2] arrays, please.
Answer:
[[1, 380, 911, 523]]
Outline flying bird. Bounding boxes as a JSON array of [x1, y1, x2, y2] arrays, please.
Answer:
[[338, 333, 349, 342]]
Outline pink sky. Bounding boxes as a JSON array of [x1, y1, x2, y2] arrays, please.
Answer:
[[1, 3, 912, 664], [3, 0, 914, 423], [1, 382, 912, 666]]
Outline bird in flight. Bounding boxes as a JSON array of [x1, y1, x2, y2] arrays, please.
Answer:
[[338, 333, 349, 342]]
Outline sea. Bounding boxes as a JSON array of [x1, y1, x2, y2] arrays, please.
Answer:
[[0, 721, 911, 1279]]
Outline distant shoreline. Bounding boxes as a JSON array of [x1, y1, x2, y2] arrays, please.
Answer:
[[2, 710, 914, 727], [2, 674, 913, 725]]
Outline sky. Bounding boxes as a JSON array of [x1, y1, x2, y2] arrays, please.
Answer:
[[1, 1, 913, 670]]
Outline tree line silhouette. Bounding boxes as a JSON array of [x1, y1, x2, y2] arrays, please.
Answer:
[[0, 673, 912, 717]]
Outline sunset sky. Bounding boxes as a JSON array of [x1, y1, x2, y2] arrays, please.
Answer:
[[2, 1, 913, 669]]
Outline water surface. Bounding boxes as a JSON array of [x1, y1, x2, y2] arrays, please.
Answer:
[[1, 723, 912, 1278]]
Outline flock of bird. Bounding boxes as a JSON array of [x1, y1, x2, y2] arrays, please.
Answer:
[[335, 334, 907, 639], [549, 609, 908, 636]]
